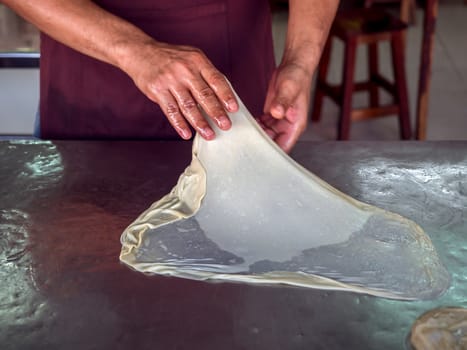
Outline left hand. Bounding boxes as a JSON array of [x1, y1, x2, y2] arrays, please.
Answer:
[[258, 62, 313, 153]]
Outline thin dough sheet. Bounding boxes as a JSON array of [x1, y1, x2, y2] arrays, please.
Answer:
[[120, 93, 450, 300]]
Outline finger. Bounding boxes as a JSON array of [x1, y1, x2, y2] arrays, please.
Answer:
[[259, 113, 304, 153], [269, 80, 301, 121], [263, 71, 278, 115], [171, 88, 215, 140], [157, 91, 192, 140], [275, 133, 294, 153], [255, 117, 276, 139], [278, 117, 306, 153], [188, 79, 231, 131], [270, 122, 299, 153], [259, 114, 278, 129], [201, 67, 238, 112], [263, 126, 277, 140], [270, 103, 286, 120]]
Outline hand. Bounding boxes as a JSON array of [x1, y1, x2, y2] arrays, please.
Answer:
[[259, 62, 313, 153], [124, 42, 238, 140]]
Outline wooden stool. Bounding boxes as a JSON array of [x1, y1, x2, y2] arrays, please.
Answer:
[[311, 8, 412, 140], [365, 0, 417, 25]]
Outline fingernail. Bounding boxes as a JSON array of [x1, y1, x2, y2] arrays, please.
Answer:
[[226, 99, 238, 112], [272, 104, 285, 119], [274, 104, 285, 114], [218, 116, 231, 130], [183, 129, 192, 140], [203, 128, 215, 139], [178, 129, 191, 140]]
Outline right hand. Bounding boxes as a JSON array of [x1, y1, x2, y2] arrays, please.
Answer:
[[123, 41, 238, 140]]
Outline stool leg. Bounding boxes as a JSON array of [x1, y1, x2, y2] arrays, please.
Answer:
[[368, 42, 379, 108], [339, 38, 357, 140], [391, 32, 412, 140], [311, 38, 332, 122]]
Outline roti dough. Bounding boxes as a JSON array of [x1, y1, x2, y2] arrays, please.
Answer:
[[120, 90, 449, 300], [409, 307, 467, 349]]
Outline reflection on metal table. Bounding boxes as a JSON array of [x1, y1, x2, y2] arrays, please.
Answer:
[[0, 140, 465, 349]]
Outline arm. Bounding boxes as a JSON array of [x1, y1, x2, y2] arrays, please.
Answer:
[[2, 0, 238, 140], [260, 0, 339, 152]]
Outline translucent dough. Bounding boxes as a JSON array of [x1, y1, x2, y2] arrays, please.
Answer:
[[120, 93, 450, 300], [409, 308, 467, 349]]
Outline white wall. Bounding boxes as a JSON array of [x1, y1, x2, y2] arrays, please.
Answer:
[[0, 68, 39, 135]]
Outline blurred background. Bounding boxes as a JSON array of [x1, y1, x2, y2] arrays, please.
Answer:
[[0, 0, 466, 140]]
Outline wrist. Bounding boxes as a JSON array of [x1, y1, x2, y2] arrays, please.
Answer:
[[113, 35, 160, 76], [280, 41, 321, 76]]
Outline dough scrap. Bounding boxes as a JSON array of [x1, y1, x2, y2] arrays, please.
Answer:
[[409, 308, 467, 349], [120, 93, 449, 300]]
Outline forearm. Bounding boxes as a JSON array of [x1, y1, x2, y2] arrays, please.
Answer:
[[283, 0, 339, 73], [2, 0, 238, 140], [2, 0, 154, 74]]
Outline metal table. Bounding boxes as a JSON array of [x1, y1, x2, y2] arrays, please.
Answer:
[[1, 140, 466, 349]]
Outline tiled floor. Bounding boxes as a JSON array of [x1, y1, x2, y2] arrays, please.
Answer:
[[273, 0, 467, 141]]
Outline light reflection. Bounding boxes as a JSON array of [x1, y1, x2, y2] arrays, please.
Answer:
[[0, 141, 61, 342], [347, 158, 467, 349], [354, 161, 467, 213], [16, 142, 64, 183], [8, 140, 52, 145], [0, 209, 47, 339], [24, 153, 63, 178]]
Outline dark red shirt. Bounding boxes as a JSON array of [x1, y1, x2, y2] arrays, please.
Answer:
[[39, 0, 276, 139]]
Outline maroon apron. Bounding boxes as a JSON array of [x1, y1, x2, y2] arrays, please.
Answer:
[[39, 0, 276, 139]]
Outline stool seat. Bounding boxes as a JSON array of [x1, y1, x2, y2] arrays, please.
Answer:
[[311, 8, 412, 140], [333, 8, 407, 39]]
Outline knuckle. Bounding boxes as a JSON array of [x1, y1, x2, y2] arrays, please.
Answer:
[[181, 98, 197, 111], [173, 60, 189, 71], [197, 86, 215, 100], [190, 48, 205, 59], [165, 103, 180, 119], [146, 80, 162, 94], [276, 96, 289, 106], [279, 79, 298, 96], [186, 50, 204, 64], [168, 62, 190, 77], [208, 72, 226, 86]]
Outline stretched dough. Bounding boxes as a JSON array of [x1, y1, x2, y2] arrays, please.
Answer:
[[120, 93, 449, 300]]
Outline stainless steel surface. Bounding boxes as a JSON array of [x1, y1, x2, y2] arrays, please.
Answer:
[[1, 140, 466, 349]]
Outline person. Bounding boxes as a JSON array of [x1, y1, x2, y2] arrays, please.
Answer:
[[3, 0, 338, 153]]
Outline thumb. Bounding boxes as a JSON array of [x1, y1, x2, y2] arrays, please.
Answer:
[[268, 81, 300, 120], [270, 102, 286, 120]]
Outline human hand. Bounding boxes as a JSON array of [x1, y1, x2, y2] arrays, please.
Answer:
[[259, 62, 313, 153], [124, 42, 238, 140]]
